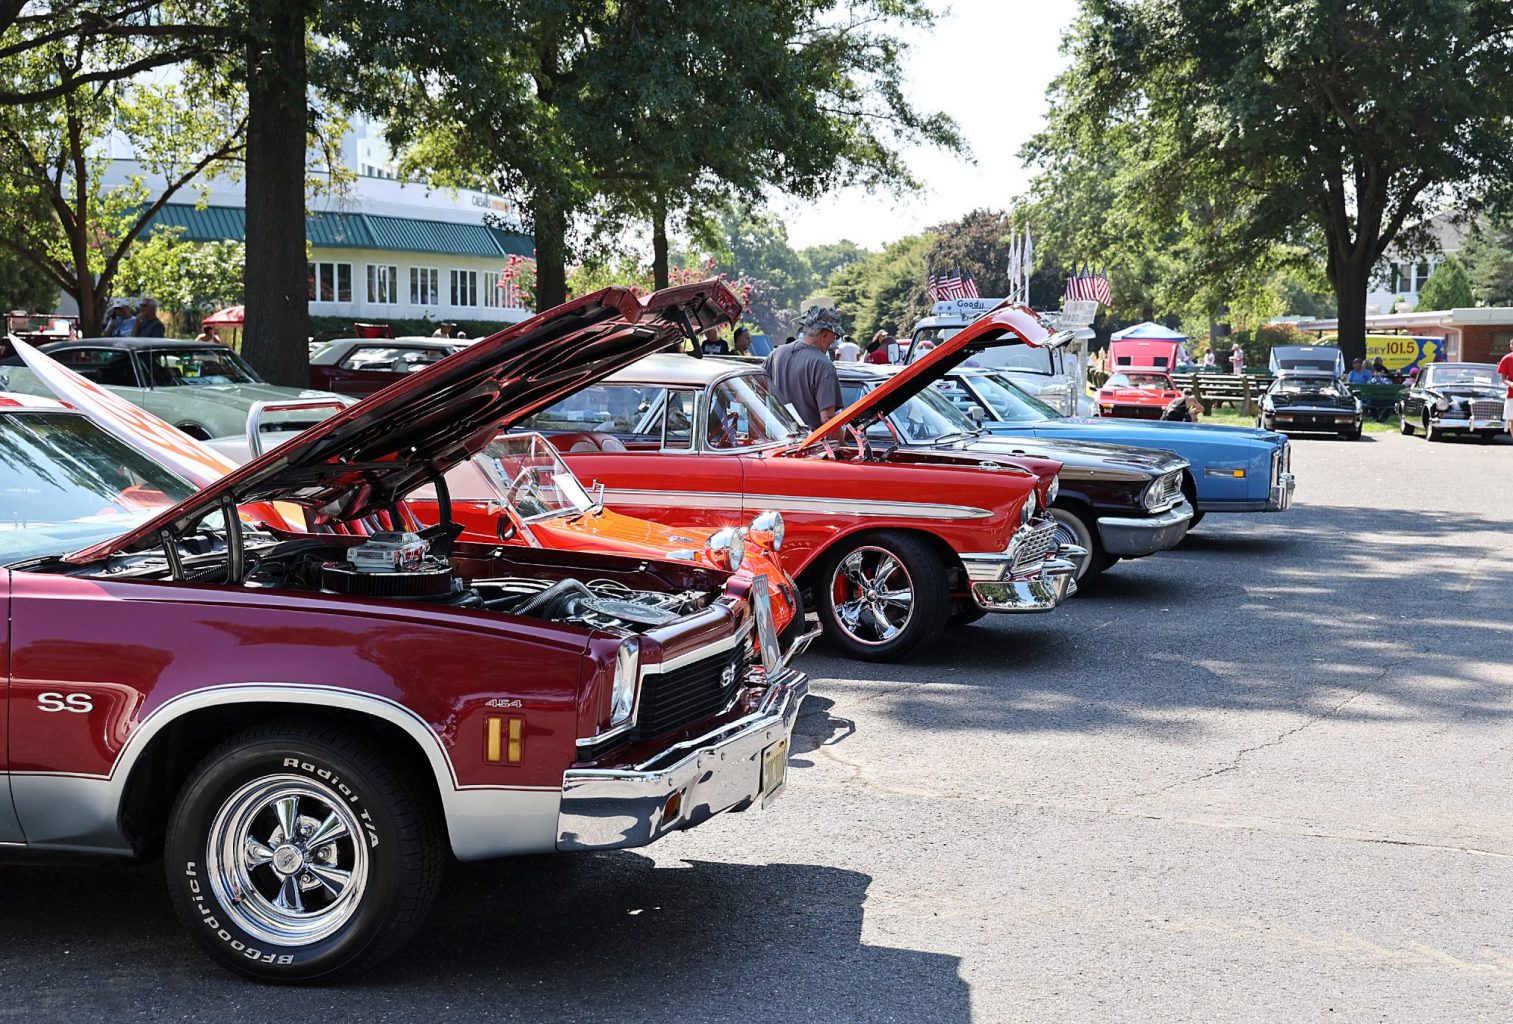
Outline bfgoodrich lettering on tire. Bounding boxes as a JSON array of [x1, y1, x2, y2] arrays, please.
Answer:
[[164, 720, 444, 981]]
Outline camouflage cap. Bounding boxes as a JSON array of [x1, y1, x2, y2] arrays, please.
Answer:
[[798, 306, 846, 336]]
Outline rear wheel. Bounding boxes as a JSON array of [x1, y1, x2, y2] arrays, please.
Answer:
[[815, 533, 948, 662], [164, 721, 444, 982]]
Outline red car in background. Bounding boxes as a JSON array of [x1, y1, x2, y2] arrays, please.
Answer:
[[1096, 369, 1186, 419], [528, 303, 1080, 662]]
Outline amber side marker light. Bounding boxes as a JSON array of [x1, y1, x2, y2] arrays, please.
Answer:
[[485, 715, 524, 764]]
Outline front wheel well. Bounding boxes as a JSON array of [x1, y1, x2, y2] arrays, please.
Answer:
[[118, 702, 443, 860], [796, 527, 964, 600], [173, 421, 212, 440]]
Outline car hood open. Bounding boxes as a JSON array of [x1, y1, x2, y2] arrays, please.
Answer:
[[802, 302, 1065, 447], [67, 282, 741, 562]]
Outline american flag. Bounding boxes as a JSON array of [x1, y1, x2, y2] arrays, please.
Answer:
[[1064, 264, 1112, 307], [959, 269, 980, 299]]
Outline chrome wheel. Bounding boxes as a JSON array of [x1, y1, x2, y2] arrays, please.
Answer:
[[829, 545, 915, 646], [206, 774, 370, 946], [1049, 508, 1096, 581]]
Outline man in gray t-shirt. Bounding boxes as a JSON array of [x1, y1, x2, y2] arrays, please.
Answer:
[[764, 306, 846, 432]]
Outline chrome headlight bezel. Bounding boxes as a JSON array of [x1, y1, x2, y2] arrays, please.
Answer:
[[1020, 489, 1037, 525], [610, 637, 640, 727], [1046, 476, 1059, 506], [749, 510, 785, 550], [706, 526, 746, 572]]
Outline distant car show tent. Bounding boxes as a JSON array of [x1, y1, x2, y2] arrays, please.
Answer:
[[1110, 321, 1188, 342]]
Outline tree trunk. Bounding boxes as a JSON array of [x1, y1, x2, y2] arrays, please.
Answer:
[[531, 192, 567, 310], [240, 0, 310, 386], [651, 197, 669, 289], [1330, 255, 1371, 366]]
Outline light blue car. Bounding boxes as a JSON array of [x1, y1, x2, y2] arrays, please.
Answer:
[[941, 367, 1294, 525]]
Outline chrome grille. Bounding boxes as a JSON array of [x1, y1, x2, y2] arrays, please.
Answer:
[[1010, 518, 1058, 575], [1470, 399, 1503, 420], [1149, 471, 1182, 511]]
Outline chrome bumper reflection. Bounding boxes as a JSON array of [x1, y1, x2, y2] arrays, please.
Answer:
[[1435, 416, 1508, 430], [1097, 500, 1193, 557], [964, 556, 1078, 612], [556, 669, 808, 852], [1267, 472, 1295, 511]]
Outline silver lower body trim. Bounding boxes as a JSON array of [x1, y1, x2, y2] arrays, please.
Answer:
[[1097, 500, 1193, 557], [556, 668, 808, 852]]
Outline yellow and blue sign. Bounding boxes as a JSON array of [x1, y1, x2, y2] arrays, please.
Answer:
[[1324, 334, 1446, 373]]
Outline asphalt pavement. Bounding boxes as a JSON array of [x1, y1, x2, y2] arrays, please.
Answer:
[[3, 429, 1511, 1023]]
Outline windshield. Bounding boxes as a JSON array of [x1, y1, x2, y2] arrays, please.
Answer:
[[1425, 364, 1499, 388], [886, 385, 977, 443], [0, 412, 196, 563], [965, 373, 1062, 422], [1277, 377, 1346, 396], [1107, 371, 1172, 389], [708, 373, 803, 448], [465, 433, 594, 520], [143, 347, 262, 387]]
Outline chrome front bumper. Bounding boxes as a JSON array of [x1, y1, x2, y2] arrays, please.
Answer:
[[959, 553, 1080, 612], [556, 666, 809, 852], [1435, 416, 1508, 431], [1096, 500, 1193, 557], [1268, 472, 1295, 511]]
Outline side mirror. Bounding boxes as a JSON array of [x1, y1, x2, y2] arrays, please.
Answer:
[[967, 404, 986, 425]]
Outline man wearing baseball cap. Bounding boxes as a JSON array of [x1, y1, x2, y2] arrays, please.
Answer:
[[763, 305, 846, 433]]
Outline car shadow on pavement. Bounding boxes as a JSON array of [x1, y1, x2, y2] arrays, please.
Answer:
[[794, 503, 1513, 740], [789, 694, 857, 767], [0, 855, 971, 1024]]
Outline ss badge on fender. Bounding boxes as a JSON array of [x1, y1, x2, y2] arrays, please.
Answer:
[[37, 692, 94, 714]]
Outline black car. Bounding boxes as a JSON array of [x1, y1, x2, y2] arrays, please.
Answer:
[[1257, 372, 1363, 440], [1399, 363, 1508, 441]]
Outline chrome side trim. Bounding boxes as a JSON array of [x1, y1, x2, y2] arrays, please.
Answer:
[[604, 488, 995, 521], [11, 684, 562, 861]]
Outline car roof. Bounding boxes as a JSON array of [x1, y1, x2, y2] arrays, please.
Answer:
[[0, 391, 68, 410], [40, 337, 231, 351], [605, 352, 757, 387], [1429, 362, 1496, 371]]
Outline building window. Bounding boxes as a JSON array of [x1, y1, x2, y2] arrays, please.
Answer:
[[1415, 261, 1434, 292], [308, 261, 352, 303], [483, 271, 501, 308], [450, 269, 478, 307], [410, 266, 439, 305], [367, 264, 399, 304]]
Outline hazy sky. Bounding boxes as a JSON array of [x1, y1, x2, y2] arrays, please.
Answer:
[[781, 0, 1080, 250]]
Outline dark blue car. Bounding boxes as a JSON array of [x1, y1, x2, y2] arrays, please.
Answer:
[[942, 367, 1294, 524]]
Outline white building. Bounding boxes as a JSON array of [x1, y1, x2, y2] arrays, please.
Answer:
[[95, 118, 534, 328], [1366, 212, 1467, 315]]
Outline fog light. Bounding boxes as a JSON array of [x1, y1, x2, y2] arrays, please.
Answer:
[[663, 791, 682, 823]]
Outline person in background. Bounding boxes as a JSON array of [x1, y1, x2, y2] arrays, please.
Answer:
[[431, 321, 456, 338], [131, 298, 165, 338], [1346, 358, 1373, 384], [865, 330, 892, 365], [763, 306, 845, 433], [1229, 342, 1244, 375], [732, 326, 753, 355], [194, 323, 219, 345], [1497, 338, 1513, 431], [1203, 350, 1216, 367], [102, 302, 134, 337], [835, 334, 861, 361], [700, 327, 730, 355]]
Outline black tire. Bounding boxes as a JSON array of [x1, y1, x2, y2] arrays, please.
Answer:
[[164, 720, 444, 982], [1180, 472, 1204, 530], [1424, 415, 1440, 442], [1049, 502, 1109, 585], [777, 584, 807, 651], [947, 601, 987, 628], [814, 532, 949, 662], [176, 422, 213, 440], [1399, 415, 1414, 435]]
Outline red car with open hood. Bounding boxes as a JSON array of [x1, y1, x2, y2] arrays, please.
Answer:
[[0, 283, 812, 982], [527, 302, 1081, 662]]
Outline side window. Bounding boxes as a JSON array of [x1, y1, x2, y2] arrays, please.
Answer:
[[54, 348, 138, 387], [933, 379, 976, 415], [524, 384, 663, 440], [661, 390, 697, 450]]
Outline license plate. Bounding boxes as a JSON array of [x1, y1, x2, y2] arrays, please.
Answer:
[[761, 737, 789, 795]]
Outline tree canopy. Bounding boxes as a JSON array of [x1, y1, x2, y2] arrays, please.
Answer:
[[1037, 0, 1513, 362]]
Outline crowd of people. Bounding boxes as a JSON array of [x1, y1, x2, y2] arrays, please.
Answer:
[[99, 298, 166, 338]]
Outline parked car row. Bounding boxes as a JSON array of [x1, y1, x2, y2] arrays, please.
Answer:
[[0, 287, 1298, 983]]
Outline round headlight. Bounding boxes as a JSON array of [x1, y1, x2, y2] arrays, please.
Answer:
[[706, 526, 746, 572], [1046, 476, 1059, 505], [1020, 489, 1037, 525], [610, 637, 640, 727], [1436, 396, 1450, 412], [750, 510, 785, 550]]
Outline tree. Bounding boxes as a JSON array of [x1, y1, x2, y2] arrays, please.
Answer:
[[1460, 217, 1513, 306], [827, 233, 933, 340], [1044, 0, 1513, 363], [801, 241, 866, 287], [1415, 255, 1474, 311], [0, 43, 245, 333], [0, 191, 57, 311], [115, 230, 245, 323]]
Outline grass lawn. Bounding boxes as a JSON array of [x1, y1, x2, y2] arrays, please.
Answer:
[[1198, 407, 1398, 433]]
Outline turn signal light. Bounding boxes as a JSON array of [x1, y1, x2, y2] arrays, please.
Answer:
[[485, 715, 524, 764]]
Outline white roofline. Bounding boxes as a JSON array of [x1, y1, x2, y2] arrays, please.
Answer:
[[1296, 307, 1513, 331]]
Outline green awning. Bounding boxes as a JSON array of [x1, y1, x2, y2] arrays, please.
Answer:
[[145, 203, 532, 259]]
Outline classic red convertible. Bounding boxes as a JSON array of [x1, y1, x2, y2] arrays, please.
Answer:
[[0, 284, 809, 981], [527, 303, 1081, 661]]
